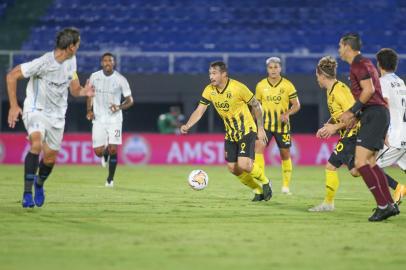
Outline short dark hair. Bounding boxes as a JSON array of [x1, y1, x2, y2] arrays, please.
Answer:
[[56, 27, 80, 50], [376, 48, 398, 72], [101, 52, 115, 61], [210, 61, 227, 73], [341, 33, 362, 51]]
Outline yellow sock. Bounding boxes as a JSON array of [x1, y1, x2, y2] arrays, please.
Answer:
[[325, 169, 339, 204], [250, 163, 269, 185], [255, 153, 265, 175], [237, 172, 263, 194], [282, 159, 292, 188]]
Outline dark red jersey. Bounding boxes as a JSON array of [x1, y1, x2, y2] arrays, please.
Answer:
[[349, 54, 386, 106]]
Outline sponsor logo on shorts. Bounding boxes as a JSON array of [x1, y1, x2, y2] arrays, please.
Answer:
[[122, 135, 151, 165]]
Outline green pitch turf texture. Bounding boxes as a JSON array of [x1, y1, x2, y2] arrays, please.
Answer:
[[0, 165, 405, 270]]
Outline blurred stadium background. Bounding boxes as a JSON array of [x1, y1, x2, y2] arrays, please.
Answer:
[[1, 0, 405, 164]]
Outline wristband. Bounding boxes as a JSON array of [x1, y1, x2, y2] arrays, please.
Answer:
[[350, 100, 364, 114]]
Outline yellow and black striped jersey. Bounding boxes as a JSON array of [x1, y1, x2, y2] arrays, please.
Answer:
[[255, 77, 297, 133], [327, 81, 359, 138], [200, 78, 257, 142]]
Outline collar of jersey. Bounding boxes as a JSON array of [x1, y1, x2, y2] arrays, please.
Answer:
[[267, 77, 283, 88], [328, 80, 339, 96], [353, 54, 363, 63], [214, 78, 230, 94]]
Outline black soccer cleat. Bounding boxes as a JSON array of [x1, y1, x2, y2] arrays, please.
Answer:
[[393, 203, 400, 216], [368, 204, 398, 222], [262, 182, 273, 201], [252, 193, 264, 202]]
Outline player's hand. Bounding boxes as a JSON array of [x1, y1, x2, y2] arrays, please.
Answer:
[[280, 113, 289, 123], [8, 105, 22, 128], [86, 111, 94, 121], [338, 111, 355, 129], [321, 123, 336, 138], [180, 124, 189, 134], [257, 127, 268, 145], [84, 79, 95, 97], [110, 104, 121, 113]]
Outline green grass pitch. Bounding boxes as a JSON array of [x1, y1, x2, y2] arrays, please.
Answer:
[[0, 165, 405, 270]]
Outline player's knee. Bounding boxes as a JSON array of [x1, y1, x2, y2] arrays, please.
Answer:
[[227, 163, 240, 175], [325, 162, 337, 171], [43, 155, 56, 165], [354, 158, 367, 169], [30, 141, 42, 154], [237, 161, 252, 173], [108, 146, 117, 155], [94, 147, 104, 157], [280, 148, 290, 160]]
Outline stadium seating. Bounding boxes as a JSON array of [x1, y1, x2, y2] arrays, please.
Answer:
[[14, 0, 406, 73]]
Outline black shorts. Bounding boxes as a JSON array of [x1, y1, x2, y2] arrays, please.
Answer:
[[224, 132, 256, 163], [265, 130, 291, 148], [357, 106, 389, 151], [328, 136, 356, 170]]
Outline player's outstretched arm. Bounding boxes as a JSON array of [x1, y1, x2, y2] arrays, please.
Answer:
[[6, 65, 24, 128], [249, 97, 268, 145], [180, 104, 208, 134], [70, 78, 95, 97]]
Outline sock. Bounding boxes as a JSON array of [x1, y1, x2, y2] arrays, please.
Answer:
[[250, 163, 269, 185], [254, 153, 265, 175], [36, 160, 54, 186], [108, 154, 118, 182], [282, 158, 293, 188], [384, 173, 398, 190], [24, 152, 39, 193], [237, 172, 263, 194], [103, 147, 109, 162], [372, 165, 394, 204], [324, 169, 339, 204], [358, 165, 388, 207]]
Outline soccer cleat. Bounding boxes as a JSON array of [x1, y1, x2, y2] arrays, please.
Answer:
[[393, 184, 406, 204], [281, 186, 292, 195], [368, 204, 398, 222], [393, 203, 400, 216], [252, 193, 264, 202], [308, 202, 334, 212], [22, 193, 35, 208], [34, 177, 45, 207], [105, 180, 114, 187], [262, 181, 273, 201]]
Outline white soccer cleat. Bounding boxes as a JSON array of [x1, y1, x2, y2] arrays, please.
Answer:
[[101, 155, 109, 168], [308, 202, 334, 212], [105, 181, 114, 188], [281, 186, 292, 195]]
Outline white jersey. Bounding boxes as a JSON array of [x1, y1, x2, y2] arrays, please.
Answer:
[[21, 51, 77, 123], [380, 73, 406, 148], [89, 70, 131, 124]]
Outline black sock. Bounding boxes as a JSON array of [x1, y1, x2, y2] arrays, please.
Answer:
[[108, 154, 117, 182], [24, 152, 39, 193], [385, 173, 398, 190], [36, 160, 54, 186], [103, 148, 109, 162]]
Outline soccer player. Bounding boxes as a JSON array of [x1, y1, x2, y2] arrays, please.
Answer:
[[254, 57, 300, 194], [86, 52, 133, 187], [375, 48, 406, 203], [180, 61, 272, 201], [308, 56, 403, 212], [6, 27, 94, 208], [338, 33, 398, 221]]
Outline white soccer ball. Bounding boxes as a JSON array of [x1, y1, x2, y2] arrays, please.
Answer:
[[188, 169, 209, 190]]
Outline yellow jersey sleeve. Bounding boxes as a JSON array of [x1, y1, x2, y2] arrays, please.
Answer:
[[239, 83, 254, 104], [286, 80, 298, 100], [199, 86, 211, 106], [334, 85, 355, 112]]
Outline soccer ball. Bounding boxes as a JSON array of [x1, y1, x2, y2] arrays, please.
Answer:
[[188, 169, 209, 190]]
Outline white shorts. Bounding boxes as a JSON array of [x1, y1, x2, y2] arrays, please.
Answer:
[[92, 121, 122, 148], [22, 111, 65, 151], [376, 145, 406, 170]]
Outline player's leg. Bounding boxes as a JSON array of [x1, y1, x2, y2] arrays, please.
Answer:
[[237, 132, 272, 201], [275, 132, 292, 194], [254, 139, 266, 175], [225, 140, 263, 200], [21, 112, 44, 208], [34, 125, 63, 207], [104, 123, 122, 187]]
